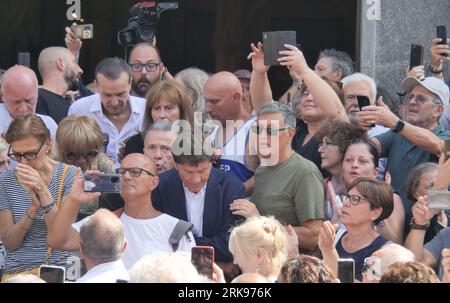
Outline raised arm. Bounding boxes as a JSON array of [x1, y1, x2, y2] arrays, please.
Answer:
[[248, 42, 272, 113], [430, 38, 450, 80], [278, 45, 349, 123], [404, 196, 438, 267], [47, 173, 100, 252], [360, 97, 444, 156]]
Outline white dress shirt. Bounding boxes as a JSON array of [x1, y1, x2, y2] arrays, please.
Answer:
[[184, 185, 207, 237], [0, 104, 58, 140], [68, 94, 146, 167], [76, 260, 129, 283]]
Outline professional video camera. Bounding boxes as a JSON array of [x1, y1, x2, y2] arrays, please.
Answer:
[[118, 1, 178, 48]]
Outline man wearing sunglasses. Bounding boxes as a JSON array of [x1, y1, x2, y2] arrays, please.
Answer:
[[230, 103, 325, 252], [47, 153, 195, 271]]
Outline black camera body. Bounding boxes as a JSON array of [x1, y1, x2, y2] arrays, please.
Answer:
[[118, 1, 178, 48]]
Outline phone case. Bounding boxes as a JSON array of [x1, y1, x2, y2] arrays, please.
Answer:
[[410, 45, 424, 69], [263, 31, 297, 66], [191, 246, 215, 278], [437, 26, 448, 57], [84, 174, 121, 193]]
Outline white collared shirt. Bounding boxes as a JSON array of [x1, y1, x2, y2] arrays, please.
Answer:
[[184, 185, 207, 237], [0, 104, 58, 140], [76, 260, 129, 283], [68, 93, 146, 167]]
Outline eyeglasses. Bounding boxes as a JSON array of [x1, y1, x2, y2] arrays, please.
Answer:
[[403, 93, 442, 105], [118, 167, 155, 178], [342, 194, 367, 206], [8, 141, 46, 161], [65, 150, 99, 161], [129, 63, 160, 73], [251, 125, 290, 136]]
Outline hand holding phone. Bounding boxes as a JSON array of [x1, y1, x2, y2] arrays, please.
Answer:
[[263, 31, 297, 66], [338, 259, 355, 283], [71, 23, 94, 40], [191, 246, 215, 279], [39, 265, 66, 283]]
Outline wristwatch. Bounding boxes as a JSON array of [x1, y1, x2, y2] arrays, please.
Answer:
[[429, 65, 444, 74], [41, 202, 54, 215], [410, 218, 430, 230], [392, 119, 405, 133]]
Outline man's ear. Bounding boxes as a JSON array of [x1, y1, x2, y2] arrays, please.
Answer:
[[56, 58, 65, 72], [334, 68, 343, 81]]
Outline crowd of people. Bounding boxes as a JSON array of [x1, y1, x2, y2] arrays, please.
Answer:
[[0, 22, 450, 284]]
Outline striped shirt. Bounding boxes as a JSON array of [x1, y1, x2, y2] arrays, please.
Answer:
[[0, 162, 77, 274]]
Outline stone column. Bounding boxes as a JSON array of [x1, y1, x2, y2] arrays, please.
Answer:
[[359, 0, 450, 95]]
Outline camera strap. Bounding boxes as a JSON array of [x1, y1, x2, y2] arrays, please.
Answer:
[[169, 220, 194, 252]]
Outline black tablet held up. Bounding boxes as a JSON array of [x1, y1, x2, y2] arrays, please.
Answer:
[[263, 31, 297, 66]]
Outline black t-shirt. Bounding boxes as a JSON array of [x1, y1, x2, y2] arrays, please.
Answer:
[[124, 133, 145, 157], [36, 88, 71, 124], [292, 120, 327, 178]]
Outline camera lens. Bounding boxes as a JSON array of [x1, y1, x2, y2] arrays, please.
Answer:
[[111, 176, 120, 183]]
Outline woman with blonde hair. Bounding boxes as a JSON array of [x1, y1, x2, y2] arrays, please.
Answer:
[[56, 115, 115, 219], [56, 115, 115, 173], [229, 216, 288, 282]]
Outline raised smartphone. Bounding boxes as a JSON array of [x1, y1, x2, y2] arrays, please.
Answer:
[[84, 173, 121, 193]]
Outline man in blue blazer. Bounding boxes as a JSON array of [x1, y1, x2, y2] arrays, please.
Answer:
[[152, 137, 246, 262]]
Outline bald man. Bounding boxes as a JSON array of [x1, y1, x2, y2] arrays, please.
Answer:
[[37, 47, 83, 123], [128, 43, 172, 98], [204, 72, 259, 196], [77, 209, 129, 283], [0, 65, 57, 139], [47, 153, 195, 270]]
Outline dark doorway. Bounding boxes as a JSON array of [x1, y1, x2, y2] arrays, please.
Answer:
[[0, 0, 357, 98]]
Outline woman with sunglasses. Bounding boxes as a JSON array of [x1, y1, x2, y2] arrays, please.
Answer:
[[0, 115, 77, 279], [56, 115, 115, 219], [318, 178, 394, 282]]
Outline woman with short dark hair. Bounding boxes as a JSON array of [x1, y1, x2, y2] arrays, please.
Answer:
[[319, 178, 394, 282]]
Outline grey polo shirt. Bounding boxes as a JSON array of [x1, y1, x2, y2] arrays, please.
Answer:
[[376, 124, 450, 197], [425, 227, 450, 280]]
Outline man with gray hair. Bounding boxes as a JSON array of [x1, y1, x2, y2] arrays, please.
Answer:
[[76, 209, 129, 283], [68, 58, 146, 166], [230, 102, 325, 252], [315, 49, 354, 81], [36, 47, 83, 124], [143, 120, 177, 174], [0, 65, 57, 139]]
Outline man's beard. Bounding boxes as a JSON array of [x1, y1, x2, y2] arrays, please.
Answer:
[[64, 71, 80, 92], [132, 76, 158, 98]]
